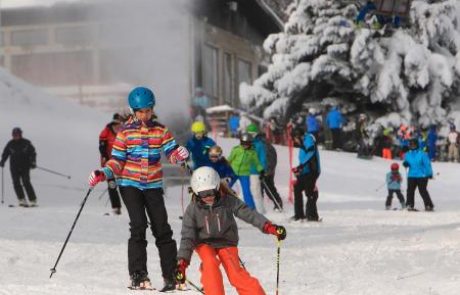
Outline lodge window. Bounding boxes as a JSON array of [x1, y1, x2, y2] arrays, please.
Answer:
[[202, 44, 219, 97], [11, 29, 48, 47], [223, 52, 234, 105], [237, 58, 252, 100], [55, 26, 94, 46]]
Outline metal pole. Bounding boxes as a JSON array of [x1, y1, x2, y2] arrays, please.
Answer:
[[1, 167, 4, 205], [49, 188, 93, 278], [37, 166, 71, 179], [275, 239, 281, 295], [261, 179, 283, 212]]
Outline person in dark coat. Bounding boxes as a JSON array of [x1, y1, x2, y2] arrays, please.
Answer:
[[426, 125, 438, 161], [263, 141, 283, 211], [0, 127, 38, 207], [99, 113, 123, 215]]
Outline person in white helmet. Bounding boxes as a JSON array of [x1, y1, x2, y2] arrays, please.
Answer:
[[175, 167, 286, 295]]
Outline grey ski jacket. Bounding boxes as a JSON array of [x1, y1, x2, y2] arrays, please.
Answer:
[[177, 194, 269, 262]]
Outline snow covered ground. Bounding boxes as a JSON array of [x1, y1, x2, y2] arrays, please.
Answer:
[[2, 69, 460, 294]]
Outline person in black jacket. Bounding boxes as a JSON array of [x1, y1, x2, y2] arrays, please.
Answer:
[[0, 127, 38, 207], [262, 141, 283, 211]]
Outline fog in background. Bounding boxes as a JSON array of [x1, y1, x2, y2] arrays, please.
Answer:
[[88, 0, 192, 125]]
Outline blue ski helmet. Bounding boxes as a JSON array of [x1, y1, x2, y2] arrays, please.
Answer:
[[128, 87, 155, 110]]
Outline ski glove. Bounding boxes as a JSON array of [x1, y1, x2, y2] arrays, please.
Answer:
[[402, 161, 409, 168], [30, 161, 36, 169], [259, 170, 265, 180], [170, 146, 189, 164], [291, 166, 300, 175], [88, 170, 106, 187], [175, 259, 189, 284], [0, 161, 4, 168], [263, 222, 287, 241]]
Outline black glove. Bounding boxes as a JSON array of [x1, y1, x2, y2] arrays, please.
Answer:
[[0, 161, 4, 168], [30, 161, 36, 169], [259, 170, 265, 180], [427, 175, 433, 179], [402, 161, 409, 168]]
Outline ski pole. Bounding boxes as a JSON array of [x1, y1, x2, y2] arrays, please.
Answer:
[[37, 166, 71, 179], [375, 181, 386, 192], [186, 278, 204, 294], [1, 167, 4, 205], [50, 187, 94, 278], [97, 188, 108, 200], [275, 238, 282, 295], [261, 179, 283, 212]]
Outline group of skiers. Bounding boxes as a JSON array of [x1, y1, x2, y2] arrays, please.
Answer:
[[384, 137, 435, 212], [88, 86, 287, 294]]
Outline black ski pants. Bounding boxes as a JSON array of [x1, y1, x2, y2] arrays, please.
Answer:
[[107, 179, 122, 209], [406, 178, 434, 209], [294, 173, 319, 220], [262, 174, 283, 210], [331, 128, 342, 150], [11, 167, 36, 202], [385, 189, 405, 207], [120, 186, 177, 280]]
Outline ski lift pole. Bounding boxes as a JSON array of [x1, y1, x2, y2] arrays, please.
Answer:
[[37, 166, 71, 179], [50, 187, 94, 278]]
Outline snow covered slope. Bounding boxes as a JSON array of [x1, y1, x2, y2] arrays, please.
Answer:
[[1, 68, 460, 294]]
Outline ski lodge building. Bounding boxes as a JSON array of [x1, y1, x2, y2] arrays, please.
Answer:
[[0, 0, 282, 113]]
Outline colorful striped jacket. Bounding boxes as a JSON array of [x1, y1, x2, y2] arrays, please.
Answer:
[[101, 117, 178, 190]]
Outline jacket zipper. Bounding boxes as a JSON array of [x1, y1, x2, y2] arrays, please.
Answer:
[[216, 213, 221, 232], [205, 215, 210, 234]]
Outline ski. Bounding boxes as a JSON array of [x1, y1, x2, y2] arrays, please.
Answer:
[[127, 286, 156, 291]]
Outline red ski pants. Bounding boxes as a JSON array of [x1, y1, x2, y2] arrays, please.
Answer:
[[195, 244, 266, 295]]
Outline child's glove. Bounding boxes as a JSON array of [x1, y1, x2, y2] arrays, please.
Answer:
[[291, 166, 300, 175], [170, 146, 189, 164], [263, 222, 287, 241], [88, 170, 106, 187], [402, 161, 409, 168], [175, 259, 189, 284]]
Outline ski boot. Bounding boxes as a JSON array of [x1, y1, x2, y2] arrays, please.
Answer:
[[425, 205, 434, 212], [29, 200, 38, 207], [18, 199, 29, 207], [112, 207, 121, 215], [129, 271, 152, 290], [407, 206, 418, 212], [385, 205, 391, 210], [159, 277, 176, 292]]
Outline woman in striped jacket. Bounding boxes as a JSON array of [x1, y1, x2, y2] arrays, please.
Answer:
[[89, 87, 189, 291]]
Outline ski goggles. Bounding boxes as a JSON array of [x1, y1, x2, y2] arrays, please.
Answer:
[[209, 154, 222, 160], [196, 189, 218, 198]]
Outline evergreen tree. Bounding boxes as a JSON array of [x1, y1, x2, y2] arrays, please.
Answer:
[[240, 0, 460, 134]]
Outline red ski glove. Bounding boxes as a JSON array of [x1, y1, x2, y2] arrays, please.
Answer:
[[263, 222, 287, 241], [170, 146, 189, 164], [291, 166, 301, 175], [88, 170, 106, 187], [175, 259, 189, 284]]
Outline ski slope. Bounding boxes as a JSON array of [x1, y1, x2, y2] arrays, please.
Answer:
[[1, 69, 460, 294]]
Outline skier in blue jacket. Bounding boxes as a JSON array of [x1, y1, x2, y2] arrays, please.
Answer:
[[403, 138, 434, 211], [426, 125, 438, 160], [326, 106, 343, 149], [207, 145, 237, 187], [186, 121, 216, 169], [306, 108, 320, 141], [291, 128, 321, 221]]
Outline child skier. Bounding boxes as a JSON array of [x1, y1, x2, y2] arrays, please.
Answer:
[[207, 145, 237, 187], [227, 133, 265, 211], [88, 86, 189, 291], [175, 166, 286, 295], [186, 121, 216, 169], [385, 163, 406, 210]]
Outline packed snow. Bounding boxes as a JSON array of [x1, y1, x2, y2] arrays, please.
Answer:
[[2, 69, 460, 294]]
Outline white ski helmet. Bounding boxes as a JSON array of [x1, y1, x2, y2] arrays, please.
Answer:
[[191, 167, 221, 194]]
